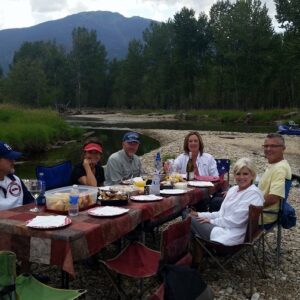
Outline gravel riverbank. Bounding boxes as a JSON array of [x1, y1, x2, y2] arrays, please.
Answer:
[[36, 126, 300, 299], [138, 129, 300, 300]]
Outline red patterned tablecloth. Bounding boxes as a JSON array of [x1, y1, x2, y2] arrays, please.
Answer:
[[0, 186, 214, 277]]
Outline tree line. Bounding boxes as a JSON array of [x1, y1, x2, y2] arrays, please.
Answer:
[[0, 0, 299, 110]]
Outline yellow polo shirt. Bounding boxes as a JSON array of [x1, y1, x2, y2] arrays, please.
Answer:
[[259, 159, 292, 224]]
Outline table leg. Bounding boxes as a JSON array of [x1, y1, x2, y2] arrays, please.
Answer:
[[61, 270, 69, 289]]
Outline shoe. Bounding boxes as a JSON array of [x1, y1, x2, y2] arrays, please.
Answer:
[[83, 255, 99, 270]]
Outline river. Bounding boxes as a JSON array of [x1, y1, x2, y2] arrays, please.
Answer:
[[15, 118, 274, 179]]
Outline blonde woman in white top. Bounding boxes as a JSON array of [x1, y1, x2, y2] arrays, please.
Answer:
[[190, 157, 264, 246]]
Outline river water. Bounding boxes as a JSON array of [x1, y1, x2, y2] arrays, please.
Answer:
[[15, 118, 274, 179]]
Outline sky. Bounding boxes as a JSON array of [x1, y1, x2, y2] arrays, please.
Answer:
[[0, 0, 279, 31]]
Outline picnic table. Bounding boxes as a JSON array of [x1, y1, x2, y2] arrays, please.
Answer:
[[0, 183, 225, 279]]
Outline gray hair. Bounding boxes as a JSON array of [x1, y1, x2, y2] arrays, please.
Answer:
[[233, 157, 256, 179], [266, 133, 285, 145]]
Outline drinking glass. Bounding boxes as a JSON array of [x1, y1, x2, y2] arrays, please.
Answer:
[[24, 179, 42, 212]]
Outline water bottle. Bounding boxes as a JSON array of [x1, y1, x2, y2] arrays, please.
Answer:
[[151, 152, 161, 195], [37, 172, 46, 205], [69, 184, 79, 217]]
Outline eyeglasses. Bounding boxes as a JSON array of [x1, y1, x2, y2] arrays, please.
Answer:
[[262, 144, 284, 149]]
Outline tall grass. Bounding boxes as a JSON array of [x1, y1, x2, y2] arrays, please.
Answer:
[[0, 104, 82, 152]]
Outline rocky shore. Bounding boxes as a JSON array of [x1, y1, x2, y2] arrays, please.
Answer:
[[38, 118, 300, 299], [137, 128, 300, 300]]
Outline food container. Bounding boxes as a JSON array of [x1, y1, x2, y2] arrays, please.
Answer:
[[173, 182, 188, 190], [99, 190, 128, 206], [45, 185, 98, 213]]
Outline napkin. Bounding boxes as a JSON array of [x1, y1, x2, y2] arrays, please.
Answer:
[[188, 181, 214, 187], [27, 215, 68, 227], [131, 195, 162, 201], [194, 175, 219, 182]]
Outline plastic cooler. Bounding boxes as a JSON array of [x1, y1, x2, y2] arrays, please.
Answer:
[[45, 185, 98, 213]]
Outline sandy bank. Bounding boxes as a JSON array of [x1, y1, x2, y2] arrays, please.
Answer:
[[74, 112, 299, 176]]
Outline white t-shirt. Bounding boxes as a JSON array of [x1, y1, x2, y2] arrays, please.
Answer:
[[0, 175, 24, 210]]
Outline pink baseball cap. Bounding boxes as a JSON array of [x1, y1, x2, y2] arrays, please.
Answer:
[[83, 143, 103, 153]]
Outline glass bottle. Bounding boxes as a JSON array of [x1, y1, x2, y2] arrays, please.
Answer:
[[186, 152, 194, 181], [151, 152, 161, 195], [37, 172, 46, 205]]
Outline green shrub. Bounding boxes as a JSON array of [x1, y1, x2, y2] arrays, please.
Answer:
[[0, 104, 82, 152]]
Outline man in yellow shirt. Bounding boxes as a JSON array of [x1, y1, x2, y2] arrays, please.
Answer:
[[259, 133, 292, 225]]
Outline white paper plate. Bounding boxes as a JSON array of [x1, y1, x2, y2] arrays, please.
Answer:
[[26, 216, 72, 229], [130, 195, 163, 202], [88, 206, 129, 217], [160, 189, 187, 195], [187, 181, 214, 187]]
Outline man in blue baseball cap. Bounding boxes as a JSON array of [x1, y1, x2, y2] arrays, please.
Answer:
[[0, 141, 33, 210], [105, 132, 143, 185]]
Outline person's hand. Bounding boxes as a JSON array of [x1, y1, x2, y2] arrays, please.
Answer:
[[163, 161, 171, 174], [188, 207, 198, 217], [83, 158, 93, 169], [195, 216, 210, 224], [221, 191, 227, 198]]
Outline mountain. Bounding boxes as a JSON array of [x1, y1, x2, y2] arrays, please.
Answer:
[[0, 11, 154, 73]]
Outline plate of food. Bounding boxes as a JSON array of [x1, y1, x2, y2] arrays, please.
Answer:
[[88, 206, 129, 217], [99, 190, 129, 206], [26, 215, 72, 229], [160, 189, 187, 195], [130, 195, 163, 202], [121, 179, 133, 185]]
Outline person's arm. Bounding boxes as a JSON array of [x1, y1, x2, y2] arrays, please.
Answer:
[[208, 156, 219, 177], [78, 159, 97, 187], [264, 194, 282, 207], [210, 190, 263, 228], [105, 157, 124, 185], [173, 154, 186, 174], [263, 169, 286, 208]]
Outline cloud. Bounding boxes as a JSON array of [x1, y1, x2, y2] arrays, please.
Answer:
[[30, 0, 68, 13]]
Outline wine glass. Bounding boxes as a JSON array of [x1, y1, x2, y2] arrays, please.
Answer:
[[24, 179, 42, 212]]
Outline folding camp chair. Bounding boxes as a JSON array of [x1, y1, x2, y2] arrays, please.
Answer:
[[0, 251, 86, 300], [263, 179, 292, 266], [216, 159, 231, 181], [194, 205, 265, 297], [36, 160, 72, 190], [100, 217, 192, 299]]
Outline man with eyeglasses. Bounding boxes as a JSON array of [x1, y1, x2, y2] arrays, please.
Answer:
[[259, 133, 292, 225], [105, 132, 143, 185]]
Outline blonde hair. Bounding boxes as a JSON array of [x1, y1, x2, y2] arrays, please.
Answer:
[[233, 157, 256, 180]]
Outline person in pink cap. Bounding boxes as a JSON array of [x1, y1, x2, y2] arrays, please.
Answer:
[[71, 138, 105, 186]]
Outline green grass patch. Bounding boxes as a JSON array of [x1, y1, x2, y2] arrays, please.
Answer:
[[0, 104, 83, 152]]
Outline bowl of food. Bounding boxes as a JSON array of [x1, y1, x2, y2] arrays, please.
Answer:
[[99, 189, 128, 206], [45, 185, 98, 213]]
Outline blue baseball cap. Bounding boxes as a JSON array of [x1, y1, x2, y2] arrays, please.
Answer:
[[122, 132, 140, 143], [0, 141, 22, 160]]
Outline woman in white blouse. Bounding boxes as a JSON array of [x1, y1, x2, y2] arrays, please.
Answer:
[[172, 131, 218, 177], [190, 157, 264, 246]]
